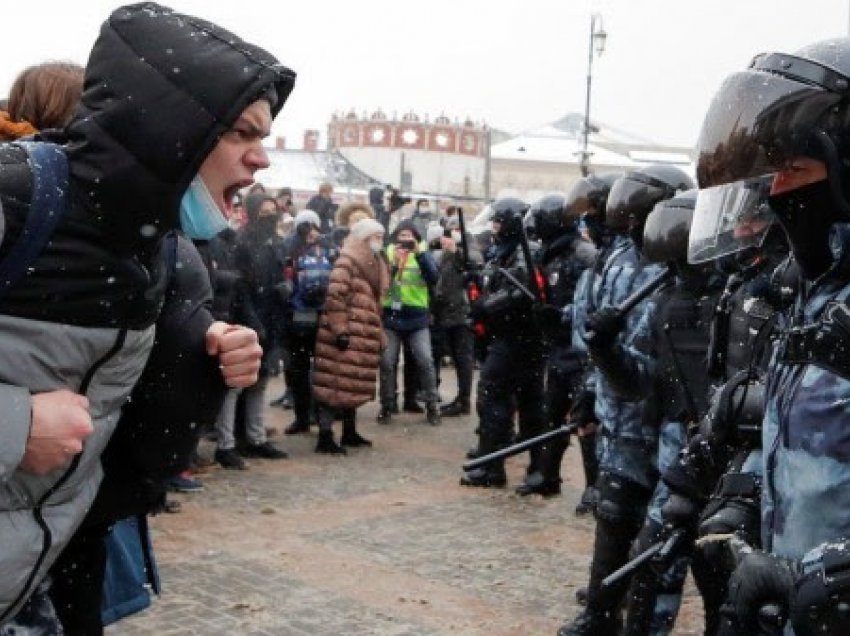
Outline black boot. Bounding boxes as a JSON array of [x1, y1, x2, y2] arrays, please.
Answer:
[[340, 414, 372, 447], [315, 430, 346, 455], [515, 470, 561, 497], [460, 429, 506, 488], [426, 403, 441, 426], [376, 405, 392, 425], [440, 397, 470, 417], [515, 430, 567, 497], [575, 433, 599, 515], [459, 465, 507, 487]]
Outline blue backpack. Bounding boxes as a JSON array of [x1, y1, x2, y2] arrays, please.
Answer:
[[0, 142, 69, 300]]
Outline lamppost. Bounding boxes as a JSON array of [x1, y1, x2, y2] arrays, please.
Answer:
[[580, 14, 607, 177]]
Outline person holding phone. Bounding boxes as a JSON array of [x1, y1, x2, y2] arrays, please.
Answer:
[[376, 221, 441, 426]]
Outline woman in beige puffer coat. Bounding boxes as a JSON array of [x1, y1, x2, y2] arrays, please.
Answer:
[[312, 218, 389, 452]]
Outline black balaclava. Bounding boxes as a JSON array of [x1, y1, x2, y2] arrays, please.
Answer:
[[769, 179, 841, 280]]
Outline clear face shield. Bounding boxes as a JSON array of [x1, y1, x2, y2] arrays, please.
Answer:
[[688, 175, 776, 264], [688, 54, 842, 264]]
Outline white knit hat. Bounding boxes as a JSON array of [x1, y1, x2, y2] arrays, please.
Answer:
[[294, 209, 321, 231], [349, 218, 385, 240], [426, 222, 444, 244]]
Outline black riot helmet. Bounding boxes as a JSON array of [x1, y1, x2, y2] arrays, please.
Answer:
[[524, 193, 576, 243], [491, 197, 528, 243], [605, 165, 695, 249], [567, 173, 621, 247], [642, 189, 697, 264], [692, 38, 850, 279]]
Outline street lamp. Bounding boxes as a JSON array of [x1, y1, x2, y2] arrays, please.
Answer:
[[580, 14, 607, 177]]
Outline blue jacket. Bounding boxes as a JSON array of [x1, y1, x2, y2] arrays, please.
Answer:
[[762, 224, 850, 559], [581, 235, 664, 489]]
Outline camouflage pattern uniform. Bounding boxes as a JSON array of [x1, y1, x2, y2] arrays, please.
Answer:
[[763, 227, 850, 560]]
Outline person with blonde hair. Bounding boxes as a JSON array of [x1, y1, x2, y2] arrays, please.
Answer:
[[312, 217, 389, 452], [331, 200, 376, 247]]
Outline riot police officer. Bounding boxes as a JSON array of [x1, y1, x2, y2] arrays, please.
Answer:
[[586, 190, 725, 634], [514, 193, 598, 498], [684, 37, 850, 635], [566, 173, 622, 514], [560, 165, 694, 636], [460, 198, 547, 488], [658, 212, 790, 635]]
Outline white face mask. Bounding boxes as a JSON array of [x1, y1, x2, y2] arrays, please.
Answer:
[[451, 230, 462, 243], [369, 239, 384, 254]]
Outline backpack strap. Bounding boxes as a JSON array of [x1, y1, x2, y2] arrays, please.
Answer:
[[0, 142, 69, 300]]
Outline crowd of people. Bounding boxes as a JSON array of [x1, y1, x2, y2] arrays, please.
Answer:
[[2, 3, 850, 636]]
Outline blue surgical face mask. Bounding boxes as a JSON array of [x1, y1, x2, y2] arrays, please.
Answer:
[[179, 175, 230, 240]]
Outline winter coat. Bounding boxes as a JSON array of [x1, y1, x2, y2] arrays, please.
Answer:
[[432, 238, 482, 328], [0, 3, 294, 623], [232, 233, 286, 376], [87, 235, 224, 525], [201, 227, 241, 322], [312, 237, 389, 409]]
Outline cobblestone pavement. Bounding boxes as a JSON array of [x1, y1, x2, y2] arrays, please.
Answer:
[[108, 373, 703, 635]]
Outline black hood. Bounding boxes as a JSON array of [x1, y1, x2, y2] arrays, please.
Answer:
[[64, 2, 296, 256]]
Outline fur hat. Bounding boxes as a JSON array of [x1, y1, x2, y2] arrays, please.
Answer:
[[349, 218, 385, 241], [336, 201, 375, 227]]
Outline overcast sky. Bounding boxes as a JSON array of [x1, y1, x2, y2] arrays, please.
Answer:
[[3, 0, 849, 148]]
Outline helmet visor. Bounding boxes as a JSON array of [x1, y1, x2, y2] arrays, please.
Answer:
[[566, 179, 598, 217], [688, 175, 775, 264], [605, 175, 672, 233], [696, 65, 839, 188]]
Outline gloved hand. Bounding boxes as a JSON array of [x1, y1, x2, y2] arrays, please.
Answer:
[[584, 307, 626, 350], [335, 334, 350, 351], [660, 492, 699, 530], [532, 303, 562, 333], [568, 390, 597, 426], [703, 370, 758, 445], [722, 550, 796, 634]]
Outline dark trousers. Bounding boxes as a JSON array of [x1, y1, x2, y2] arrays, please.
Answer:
[[49, 523, 111, 635], [285, 325, 318, 426], [476, 337, 546, 463], [440, 324, 474, 402]]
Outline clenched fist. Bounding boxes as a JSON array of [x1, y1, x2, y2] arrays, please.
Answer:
[[205, 321, 262, 388], [20, 390, 93, 475]]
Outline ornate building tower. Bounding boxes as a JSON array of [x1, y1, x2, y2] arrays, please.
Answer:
[[328, 109, 489, 197]]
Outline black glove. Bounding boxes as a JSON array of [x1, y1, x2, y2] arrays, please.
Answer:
[[660, 492, 699, 530], [335, 334, 350, 351], [723, 550, 796, 634], [568, 389, 597, 425], [584, 307, 626, 350], [704, 370, 758, 445]]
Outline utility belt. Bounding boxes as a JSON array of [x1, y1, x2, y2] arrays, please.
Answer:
[[779, 301, 850, 381]]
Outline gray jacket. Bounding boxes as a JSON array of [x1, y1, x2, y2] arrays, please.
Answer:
[[0, 320, 154, 619]]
